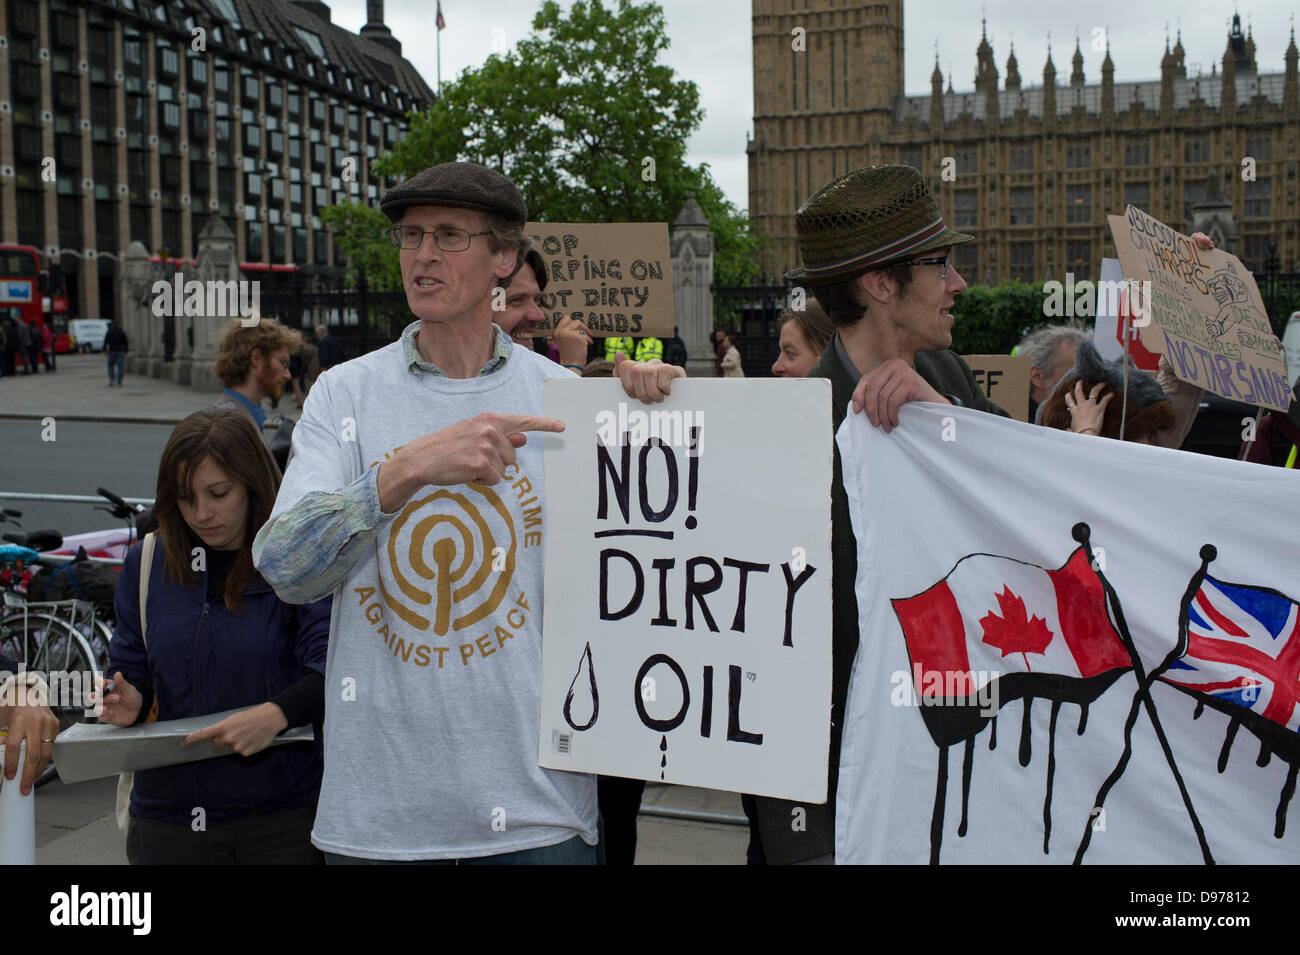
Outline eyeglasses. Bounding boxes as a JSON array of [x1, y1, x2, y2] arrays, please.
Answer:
[[906, 254, 950, 280], [387, 225, 492, 252]]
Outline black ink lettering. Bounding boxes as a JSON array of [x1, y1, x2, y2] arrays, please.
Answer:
[[651, 557, 677, 627], [780, 561, 817, 647], [727, 665, 763, 745], [599, 548, 644, 620], [723, 558, 770, 633], [597, 440, 631, 522], [638, 439, 678, 523], [685, 426, 700, 529], [701, 665, 713, 738], [685, 557, 723, 632], [634, 654, 689, 732]]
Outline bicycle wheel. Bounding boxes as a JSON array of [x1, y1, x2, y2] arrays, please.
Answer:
[[28, 616, 100, 787]]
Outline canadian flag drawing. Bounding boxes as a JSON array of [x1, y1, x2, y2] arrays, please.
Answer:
[[891, 546, 1132, 748]]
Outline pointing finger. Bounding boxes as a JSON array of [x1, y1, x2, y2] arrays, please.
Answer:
[[497, 414, 566, 436]]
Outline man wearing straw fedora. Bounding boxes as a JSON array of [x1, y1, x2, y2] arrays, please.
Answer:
[[751, 164, 1009, 864]]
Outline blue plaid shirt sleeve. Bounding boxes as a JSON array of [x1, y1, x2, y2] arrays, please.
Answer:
[[252, 375, 402, 605]]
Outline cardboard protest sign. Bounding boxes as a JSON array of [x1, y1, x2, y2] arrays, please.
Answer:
[[525, 222, 673, 338], [538, 379, 832, 801], [962, 355, 1031, 421], [1108, 206, 1290, 410]]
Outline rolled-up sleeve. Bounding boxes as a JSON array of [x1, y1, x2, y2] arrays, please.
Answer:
[[252, 375, 402, 605]]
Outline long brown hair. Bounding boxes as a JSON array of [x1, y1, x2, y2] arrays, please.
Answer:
[[153, 409, 280, 612]]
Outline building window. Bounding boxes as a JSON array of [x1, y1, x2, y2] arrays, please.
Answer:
[[1065, 142, 1090, 169], [1184, 135, 1210, 164], [247, 222, 263, 259], [953, 190, 977, 228], [159, 46, 179, 76], [955, 146, 977, 175], [1124, 183, 1151, 213], [1066, 185, 1091, 224], [1066, 241, 1091, 280], [214, 67, 230, 95], [268, 84, 283, 110], [1009, 145, 1033, 171], [190, 58, 208, 86], [1124, 139, 1149, 166], [244, 75, 260, 102], [1009, 187, 1033, 225], [162, 102, 181, 129], [1010, 242, 1035, 282], [244, 125, 261, 150], [244, 173, 261, 197], [1240, 236, 1272, 271], [1244, 179, 1270, 218], [1245, 135, 1272, 162], [313, 100, 326, 123], [1183, 181, 1204, 221], [899, 148, 922, 170], [954, 243, 978, 283]]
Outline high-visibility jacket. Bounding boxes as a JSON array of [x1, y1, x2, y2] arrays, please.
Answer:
[[604, 336, 635, 360], [634, 337, 664, 363]]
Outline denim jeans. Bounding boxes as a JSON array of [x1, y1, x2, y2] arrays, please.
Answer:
[[324, 835, 596, 865], [107, 350, 125, 384]]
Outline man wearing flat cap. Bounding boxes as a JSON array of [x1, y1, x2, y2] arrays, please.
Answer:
[[750, 164, 1009, 865], [254, 161, 681, 864]]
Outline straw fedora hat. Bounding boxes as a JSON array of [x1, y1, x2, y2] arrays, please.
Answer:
[[785, 165, 973, 287]]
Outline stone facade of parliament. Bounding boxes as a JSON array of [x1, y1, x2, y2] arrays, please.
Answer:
[[748, 2, 1300, 287]]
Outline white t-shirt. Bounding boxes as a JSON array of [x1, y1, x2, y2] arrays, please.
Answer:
[[267, 334, 597, 860]]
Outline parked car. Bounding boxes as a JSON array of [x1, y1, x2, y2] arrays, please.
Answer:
[[69, 318, 110, 353]]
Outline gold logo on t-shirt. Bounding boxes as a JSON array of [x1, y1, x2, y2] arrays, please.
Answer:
[[377, 484, 517, 636]]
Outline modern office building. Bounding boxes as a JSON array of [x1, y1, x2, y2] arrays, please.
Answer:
[[0, 0, 434, 320]]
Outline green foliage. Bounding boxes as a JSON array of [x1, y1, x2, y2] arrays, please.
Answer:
[[367, 0, 758, 286], [318, 202, 401, 289], [949, 280, 1074, 354]]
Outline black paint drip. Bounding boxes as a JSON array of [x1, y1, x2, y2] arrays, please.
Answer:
[[1276, 764, 1298, 839], [1019, 697, 1033, 767], [1217, 720, 1241, 774], [930, 745, 949, 865], [659, 733, 667, 779], [989, 715, 997, 751], [1077, 702, 1089, 736], [1257, 740, 1272, 768], [1043, 701, 1061, 855], [1193, 700, 1205, 720], [562, 642, 599, 731], [958, 736, 975, 838]]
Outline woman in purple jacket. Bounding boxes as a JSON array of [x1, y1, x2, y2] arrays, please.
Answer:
[[99, 409, 332, 864]]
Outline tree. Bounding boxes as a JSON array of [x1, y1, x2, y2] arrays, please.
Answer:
[[328, 0, 760, 288]]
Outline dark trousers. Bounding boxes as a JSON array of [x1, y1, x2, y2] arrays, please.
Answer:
[[127, 806, 323, 865], [43, 348, 54, 371], [596, 775, 646, 865], [107, 350, 125, 384]]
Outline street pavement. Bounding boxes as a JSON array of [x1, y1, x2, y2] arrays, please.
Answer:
[[0, 352, 302, 425], [5, 354, 751, 865], [29, 775, 747, 865]]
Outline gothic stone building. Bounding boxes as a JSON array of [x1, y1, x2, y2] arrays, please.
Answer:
[[748, 2, 1300, 286]]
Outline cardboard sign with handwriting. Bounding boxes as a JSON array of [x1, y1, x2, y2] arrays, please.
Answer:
[[1108, 206, 1290, 411], [524, 222, 674, 338], [961, 355, 1031, 422]]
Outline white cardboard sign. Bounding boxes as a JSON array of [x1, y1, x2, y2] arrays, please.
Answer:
[[538, 379, 833, 802]]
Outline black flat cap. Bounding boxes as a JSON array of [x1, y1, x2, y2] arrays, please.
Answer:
[[379, 162, 527, 224]]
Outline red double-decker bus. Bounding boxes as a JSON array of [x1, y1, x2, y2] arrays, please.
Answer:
[[0, 243, 70, 352]]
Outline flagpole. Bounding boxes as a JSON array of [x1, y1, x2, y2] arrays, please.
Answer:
[[437, 19, 442, 96]]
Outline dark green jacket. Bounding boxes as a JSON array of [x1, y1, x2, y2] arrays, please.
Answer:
[[752, 342, 1008, 864]]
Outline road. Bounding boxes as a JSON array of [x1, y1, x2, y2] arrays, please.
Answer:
[[0, 420, 170, 537]]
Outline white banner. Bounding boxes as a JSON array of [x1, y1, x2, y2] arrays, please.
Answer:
[[836, 403, 1300, 863], [538, 379, 833, 802]]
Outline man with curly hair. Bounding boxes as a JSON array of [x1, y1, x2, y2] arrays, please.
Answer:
[[211, 317, 302, 432]]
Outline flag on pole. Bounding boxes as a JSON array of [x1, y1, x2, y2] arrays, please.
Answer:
[[436, 1, 446, 30]]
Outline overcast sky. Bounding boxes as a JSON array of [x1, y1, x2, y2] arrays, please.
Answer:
[[333, 1, 1299, 213]]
